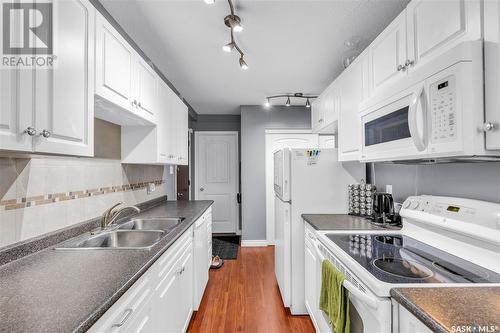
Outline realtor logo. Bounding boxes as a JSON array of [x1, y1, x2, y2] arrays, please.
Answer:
[[1, 2, 55, 68]]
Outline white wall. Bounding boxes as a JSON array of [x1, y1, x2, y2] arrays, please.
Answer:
[[0, 157, 175, 248]]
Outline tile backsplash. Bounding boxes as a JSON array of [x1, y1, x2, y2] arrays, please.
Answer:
[[0, 157, 175, 248]]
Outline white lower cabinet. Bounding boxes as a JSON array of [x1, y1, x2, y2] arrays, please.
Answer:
[[393, 302, 432, 333], [90, 208, 212, 333], [193, 207, 212, 310]]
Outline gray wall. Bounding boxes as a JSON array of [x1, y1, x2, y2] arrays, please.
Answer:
[[241, 106, 311, 240], [372, 162, 500, 204]]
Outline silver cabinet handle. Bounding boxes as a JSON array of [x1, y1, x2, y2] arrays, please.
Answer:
[[112, 308, 133, 328], [200, 187, 204, 192], [138, 102, 141, 107], [397, 64, 404, 71], [405, 59, 414, 68], [40, 129, 51, 138], [24, 126, 36, 136], [484, 122, 495, 132]]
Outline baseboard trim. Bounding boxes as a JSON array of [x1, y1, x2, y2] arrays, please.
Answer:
[[241, 240, 268, 247]]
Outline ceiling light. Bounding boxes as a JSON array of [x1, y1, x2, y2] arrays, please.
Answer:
[[264, 98, 271, 108], [305, 98, 311, 108], [239, 57, 248, 70], [222, 42, 235, 52], [204, 0, 215, 4], [264, 94, 318, 107], [225, 15, 243, 33], [285, 97, 291, 107]]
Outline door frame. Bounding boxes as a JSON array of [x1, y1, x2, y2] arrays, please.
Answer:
[[194, 131, 240, 234], [265, 129, 317, 245]]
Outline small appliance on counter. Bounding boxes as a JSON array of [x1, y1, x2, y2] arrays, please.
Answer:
[[372, 192, 400, 226], [348, 181, 375, 217]]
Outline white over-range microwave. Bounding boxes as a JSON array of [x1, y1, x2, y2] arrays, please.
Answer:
[[359, 41, 500, 162]]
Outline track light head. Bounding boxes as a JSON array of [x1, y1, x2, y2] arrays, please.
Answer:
[[203, 0, 215, 4], [305, 98, 311, 108], [264, 98, 271, 108], [224, 15, 243, 33], [285, 96, 291, 107], [222, 42, 235, 53], [239, 57, 248, 70]]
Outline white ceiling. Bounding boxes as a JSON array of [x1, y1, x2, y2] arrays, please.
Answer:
[[100, 0, 409, 114]]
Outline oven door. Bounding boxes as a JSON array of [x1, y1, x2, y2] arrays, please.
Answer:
[[315, 241, 392, 333], [360, 82, 429, 162]]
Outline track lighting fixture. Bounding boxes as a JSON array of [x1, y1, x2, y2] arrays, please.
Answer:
[[264, 93, 318, 108], [205, 0, 248, 70], [239, 57, 248, 70], [222, 41, 235, 52]]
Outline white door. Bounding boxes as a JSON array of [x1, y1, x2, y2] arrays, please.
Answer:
[[95, 13, 134, 111], [265, 130, 319, 244], [338, 55, 365, 161], [195, 132, 239, 233], [135, 58, 157, 120], [406, 0, 481, 72], [34, 0, 95, 156], [369, 9, 407, 95]]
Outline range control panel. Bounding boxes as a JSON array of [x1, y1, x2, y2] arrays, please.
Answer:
[[430, 75, 457, 144]]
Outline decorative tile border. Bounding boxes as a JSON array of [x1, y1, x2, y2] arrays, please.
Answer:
[[0, 180, 165, 212]]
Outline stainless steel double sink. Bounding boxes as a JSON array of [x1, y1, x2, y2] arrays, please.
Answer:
[[56, 217, 185, 250]]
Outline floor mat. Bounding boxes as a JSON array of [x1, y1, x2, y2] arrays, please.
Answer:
[[212, 235, 240, 260]]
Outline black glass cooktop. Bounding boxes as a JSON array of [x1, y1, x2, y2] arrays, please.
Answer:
[[325, 234, 500, 284]]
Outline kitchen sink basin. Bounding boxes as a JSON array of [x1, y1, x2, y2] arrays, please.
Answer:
[[56, 230, 164, 250], [116, 217, 184, 232]]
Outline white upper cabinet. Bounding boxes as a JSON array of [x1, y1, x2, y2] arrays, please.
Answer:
[[368, 10, 407, 95], [35, 0, 95, 156], [312, 81, 339, 134], [0, 0, 95, 157], [95, 13, 134, 112], [338, 54, 367, 161], [406, 0, 481, 72], [95, 13, 156, 126], [135, 59, 157, 120]]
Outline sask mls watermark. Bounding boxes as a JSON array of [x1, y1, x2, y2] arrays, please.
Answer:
[[1, 2, 56, 68]]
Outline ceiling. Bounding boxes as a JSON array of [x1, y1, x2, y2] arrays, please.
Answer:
[[100, 0, 409, 115]]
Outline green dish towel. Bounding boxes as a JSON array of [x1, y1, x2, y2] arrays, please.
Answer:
[[319, 260, 350, 333]]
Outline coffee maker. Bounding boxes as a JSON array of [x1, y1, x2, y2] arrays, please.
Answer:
[[372, 192, 395, 224]]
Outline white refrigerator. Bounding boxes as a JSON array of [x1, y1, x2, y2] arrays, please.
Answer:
[[274, 148, 364, 314]]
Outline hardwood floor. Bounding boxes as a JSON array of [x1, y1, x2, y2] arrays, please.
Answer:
[[187, 246, 315, 333]]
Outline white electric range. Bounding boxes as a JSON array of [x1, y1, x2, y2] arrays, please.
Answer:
[[311, 195, 500, 333]]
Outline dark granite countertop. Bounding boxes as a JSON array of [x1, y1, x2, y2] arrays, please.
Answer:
[[302, 214, 401, 231], [391, 287, 500, 333], [0, 200, 213, 333]]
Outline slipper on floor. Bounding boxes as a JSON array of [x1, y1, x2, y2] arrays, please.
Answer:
[[210, 255, 224, 269]]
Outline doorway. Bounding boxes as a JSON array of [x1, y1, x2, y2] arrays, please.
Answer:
[[265, 130, 335, 244], [195, 131, 239, 234], [177, 165, 189, 201]]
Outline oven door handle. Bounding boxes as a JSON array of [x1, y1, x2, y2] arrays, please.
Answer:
[[315, 244, 380, 310], [408, 84, 427, 152], [342, 280, 380, 310]]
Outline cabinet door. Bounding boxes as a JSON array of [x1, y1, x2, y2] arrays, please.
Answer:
[[369, 10, 407, 95], [135, 58, 157, 121], [304, 242, 317, 318], [154, 245, 193, 333], [338, 56, 365, 161], [157, 80, 170, 162], [175, 96, 189, 165], [34, 0, 95, 156], [311, 97, 323, 133], [323, 84, 339, 128], [95, 13, 134, 111], [0, 69, 32, 152], [406, 0, 481, 72], [164, 88, 178, 163]]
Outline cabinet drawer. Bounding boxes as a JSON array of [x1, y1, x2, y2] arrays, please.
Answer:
[[156, 227, 193, 279], [88, 275, 153, 333]]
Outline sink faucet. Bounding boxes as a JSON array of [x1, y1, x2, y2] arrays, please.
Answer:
[[100, 202, 140, 230]]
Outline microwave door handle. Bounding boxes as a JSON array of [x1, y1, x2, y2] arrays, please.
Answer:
[[408, 85, 427, 152]]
